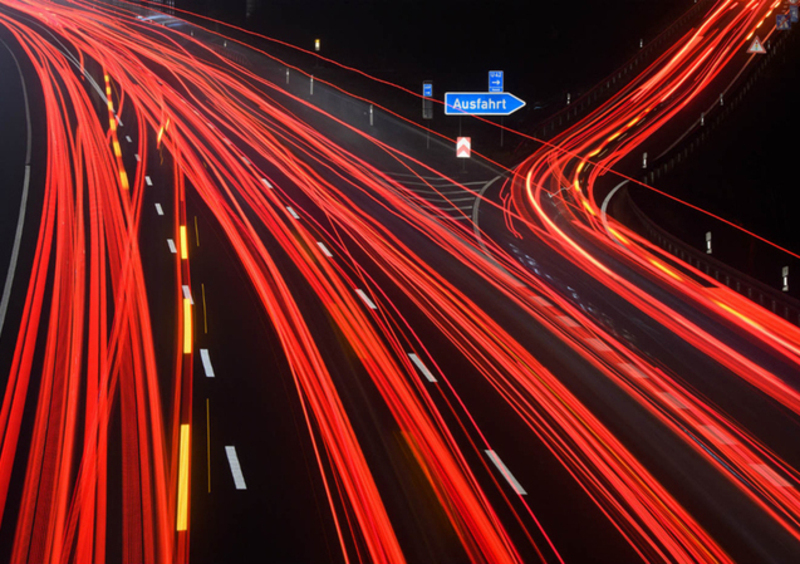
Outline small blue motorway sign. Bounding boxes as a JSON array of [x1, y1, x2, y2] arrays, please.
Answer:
[[488, 71, 504, 93], [777, 14, 791, 30]]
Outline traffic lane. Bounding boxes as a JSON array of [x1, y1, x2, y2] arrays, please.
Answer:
[[326, 235, 644, 563], [553, 191, 800, 396], [184, 191, 350, 564], [532, 185, 800, 407], [0, 22, 56, 562], [467, 187, 800, 561], [250, 177, 639, 561], [485, 185, 800, 470], [279, 167, 800, 562], [117, 77, 352, 562], [584, 222, 799, 379], [184, 179, 496, 563]]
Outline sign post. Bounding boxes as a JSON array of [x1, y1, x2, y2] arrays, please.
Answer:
[[422, 81, 433, 120], [422, 81, 433, 148]]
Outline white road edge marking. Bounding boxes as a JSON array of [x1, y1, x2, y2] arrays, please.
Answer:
[[182, 284, 194, 304], [155, 203, 164, 215], [356, 289, 377, 310], [485, 450, 527, 495], [316, 242, 333, 258], [224, 446, 247, 490], [286, 206, 300, 219], [145, 175, 153, 186], [408, 353, 437, 383], [200, 349, 215, 377], [167, 239, 177, 254]]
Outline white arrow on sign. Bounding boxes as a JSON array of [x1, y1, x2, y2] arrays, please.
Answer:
[[456, 137, 471, 158]]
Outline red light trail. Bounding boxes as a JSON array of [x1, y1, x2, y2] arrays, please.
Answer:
[[0, 0, 797, 562]]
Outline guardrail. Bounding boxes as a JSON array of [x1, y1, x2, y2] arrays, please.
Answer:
[[623, 190, 800, 327]]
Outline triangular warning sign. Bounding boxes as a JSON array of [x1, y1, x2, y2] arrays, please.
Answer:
[[748, 36, 766, 54]]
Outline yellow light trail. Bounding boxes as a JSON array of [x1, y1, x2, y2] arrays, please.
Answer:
[[176, 424, 190, 531], [649, 258, 683, 282], [206, 399, 211, 493], [180, 225, 188, 259], [608, 227, 630, 245], [183, 298, 192, 354]]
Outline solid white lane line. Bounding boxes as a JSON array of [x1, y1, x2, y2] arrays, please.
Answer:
[[585, 338, 611, 352], [700, 424, 736, 445], [356, 289, 377, 310], [200, 349, 215, 377], [145, 175, 153, 186], [155, 203, 164, 215], [557, 316, 580, 327], [485, 450, 527, 495], [316, 242, 333, 258], [125, 135, 132, 143], [224, 446, 247, 490], [286, 206, 299, 219], [617, 362, 648, 379], [261, 178, 273, 189], [659, 392, 688, 410], [167, 239, 177, 254], [408, 353, 437, 383], [182, 284, 194, 304], [750, 464, 791, 487]]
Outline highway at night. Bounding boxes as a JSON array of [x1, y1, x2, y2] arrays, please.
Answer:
[[0, 0, 799, 562]]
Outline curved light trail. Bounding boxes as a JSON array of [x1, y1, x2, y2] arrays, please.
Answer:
[[0, 0, 798, 562]]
